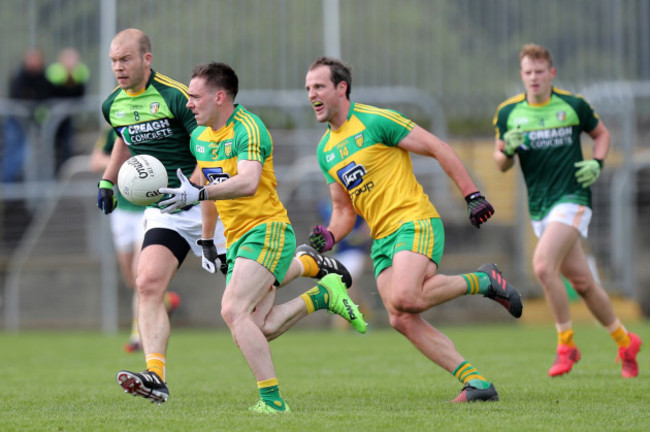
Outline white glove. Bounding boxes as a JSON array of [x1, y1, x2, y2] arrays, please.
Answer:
[[158, 168, 208, 213]]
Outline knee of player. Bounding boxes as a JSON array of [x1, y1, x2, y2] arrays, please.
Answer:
[[389, 292, 426, 314], [532, 260, 557, 285], [220, 302, 248, 327], [566, 274, 596, 295], [134, 273, 165, 298], [387, 309, 420, 333]]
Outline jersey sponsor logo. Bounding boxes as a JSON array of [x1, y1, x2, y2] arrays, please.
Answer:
[[119, 119, 174, 145], [528, 126, 573, 149], [203, 167, 230, 185], [337, 162, 366, 190], [337, 162, 375, 198]]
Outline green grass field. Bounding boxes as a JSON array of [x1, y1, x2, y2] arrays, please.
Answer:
[[1, 323, 648, 431]]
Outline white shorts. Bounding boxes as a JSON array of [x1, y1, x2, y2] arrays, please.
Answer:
[[531, 203, 592, 239], [110, 208, 145, 253], [143, 205, 227, 256]]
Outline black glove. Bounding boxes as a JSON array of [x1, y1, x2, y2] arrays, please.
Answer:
[[465, 191, 494, 229], [97, 179, 118, 215], [217, 253, 228, 276], [196, 238, 227, 276]]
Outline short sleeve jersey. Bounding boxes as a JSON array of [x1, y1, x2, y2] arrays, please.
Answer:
[[97, 128, 143, 212], [101, 69, 197, 188], [493, 87, 600, 220], [190, 104, 290, 246], [317, 102, 438, 239]]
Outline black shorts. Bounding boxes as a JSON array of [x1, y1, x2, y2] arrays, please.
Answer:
[[142, 228, 191, 267]]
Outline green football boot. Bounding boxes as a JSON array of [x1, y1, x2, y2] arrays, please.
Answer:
[[249, 399, 291, 414], [318, 274, 367, 334]]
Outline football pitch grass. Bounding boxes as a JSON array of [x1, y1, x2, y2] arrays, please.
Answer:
[[1, 323, 648, 431]]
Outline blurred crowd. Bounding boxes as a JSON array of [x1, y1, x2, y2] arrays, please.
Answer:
[[1, 47, 89, 183]]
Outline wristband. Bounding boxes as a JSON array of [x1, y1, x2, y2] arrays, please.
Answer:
[[464, 192, 481, 203], [99, 179, 114, 188]]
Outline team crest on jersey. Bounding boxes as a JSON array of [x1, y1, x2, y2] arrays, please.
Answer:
[[354, 133, 364, 147], [150, 102, 160, 114], [557, 111, 566, 121], [224, 142, 232, 157]]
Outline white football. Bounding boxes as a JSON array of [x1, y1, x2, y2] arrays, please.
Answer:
[[117, 154, 168, 206]]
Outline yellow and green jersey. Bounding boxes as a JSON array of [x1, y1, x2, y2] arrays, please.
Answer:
[[317, 102, 438, 240], [190, 104, 290, 246], [493, 87, 600, 220], [101, 69, 197, 188]]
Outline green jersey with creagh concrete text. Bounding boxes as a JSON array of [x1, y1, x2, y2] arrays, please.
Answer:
[[493, 87, 600, 220], [102, 69, 197, 188]]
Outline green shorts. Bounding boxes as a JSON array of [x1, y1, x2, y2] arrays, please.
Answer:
[[226, 221, 296, 285], [370, 218, 445, 278]]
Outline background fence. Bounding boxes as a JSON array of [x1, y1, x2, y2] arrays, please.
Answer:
[[1, 0, 649, 330]]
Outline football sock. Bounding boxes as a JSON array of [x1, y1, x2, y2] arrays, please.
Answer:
[[146, 353, 166, 381], [453, 361, 490, 390], [298, 255, 320, 278], [462, 272, 491, 295], [300, 284, 330, 313], [558, 329, 575, 348], [258, 378, 287, 411], [607, 320, 630, 348]]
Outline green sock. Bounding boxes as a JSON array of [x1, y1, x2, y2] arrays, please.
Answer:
[[453, 361, 491, 390], [259, 384, 287, 411], [462, 273, 491, 295], [301, 284, 330, 311]]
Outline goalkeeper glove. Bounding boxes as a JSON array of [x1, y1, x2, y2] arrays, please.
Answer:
[[309, 224, 335, 253], [574, 159, 603, 188], [97, 179, 118, 214], [465, 191, 495, 229], [158, 168, 208, 213], [196, 238, 227, 276], [502, 127, 524, 157]]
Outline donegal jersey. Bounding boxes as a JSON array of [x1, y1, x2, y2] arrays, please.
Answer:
[[493, 87, 600, 220], [98, 128, 142, 212], [101, 69, 197, 188], [317, 102, 439, 239], [190, 104, 290, 246]]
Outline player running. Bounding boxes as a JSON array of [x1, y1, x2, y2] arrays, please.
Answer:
[[156, 61, 365, 413], [493, 43, 641, 378], [304, 56, 523, 403]]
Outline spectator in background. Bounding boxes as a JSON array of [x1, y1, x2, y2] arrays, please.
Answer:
[[47, 47, 90, 174], [89, 128, 179, 354], [2, 48, 53, 182]]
